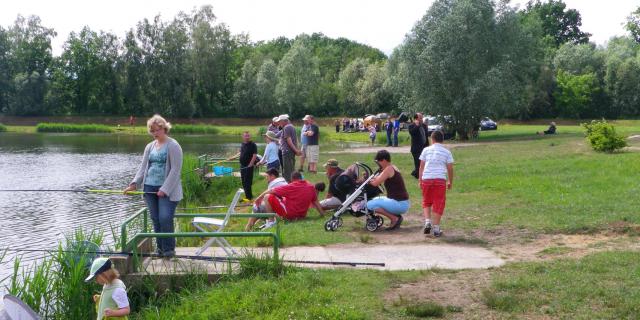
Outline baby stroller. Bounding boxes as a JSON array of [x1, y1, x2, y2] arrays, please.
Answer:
[[324, 162, 385, 232]]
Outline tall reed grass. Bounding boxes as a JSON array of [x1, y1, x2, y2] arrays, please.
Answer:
[[171, 124, 219, 134], [36, 123, 114, 133], [0, 123, 6, 132]]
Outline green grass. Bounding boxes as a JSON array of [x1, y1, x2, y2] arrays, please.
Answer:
[[0, 123, 6, 132], [483, 251, 640, 318], [36, 123, 114, 133], [170, 124, 219, 134], [133, 268, 422, 319]]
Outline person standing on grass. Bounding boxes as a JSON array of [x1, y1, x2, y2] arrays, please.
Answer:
[[86, 258, 130, 320], [239, 131, 258, 200], [257, 131, 280, 170], [368, 125, 377, 146], [335, 119, 340, 133], [385, 118, 393, 146], [303, 115, 320, 174], [124, 114, 182, 258], [408, 112, 429, 179], [419, 130, 454, 237], [299, 116, 310, 172], [278, 114, 301, 182], [367, 150, 410, 230], [393, 116, 400, 147]]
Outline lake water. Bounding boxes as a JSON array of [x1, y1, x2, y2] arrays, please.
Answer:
[[0, 133, 251, 289], [0, 132, 364, 290]]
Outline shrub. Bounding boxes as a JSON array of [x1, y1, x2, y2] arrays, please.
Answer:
[[36, 123, 113, 133], [581, 120, 627, 153], [0, 123, 6, 132], [406, 302, 445, 318]]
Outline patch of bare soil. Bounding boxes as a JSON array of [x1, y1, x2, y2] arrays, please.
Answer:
[[328, 143, 483, 154]]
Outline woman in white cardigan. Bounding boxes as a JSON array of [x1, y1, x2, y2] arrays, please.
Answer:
[[124, 115, 183, 258]]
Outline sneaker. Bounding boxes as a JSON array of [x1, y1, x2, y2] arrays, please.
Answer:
[[259, 220, 277, 230], [423, 222, 432, 234], [433, 230, 442, 237]]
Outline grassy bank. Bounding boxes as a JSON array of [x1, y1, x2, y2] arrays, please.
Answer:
[[483, 251, 640, 318], [36, 123, 114, 133], [0, 123, 6, 132]]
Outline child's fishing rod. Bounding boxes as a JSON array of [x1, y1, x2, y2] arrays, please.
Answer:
[[0, 189, 153, 195], [0, 248, 385, 267]]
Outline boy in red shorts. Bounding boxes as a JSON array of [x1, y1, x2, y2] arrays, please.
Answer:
[[418, 130, 454, 237]]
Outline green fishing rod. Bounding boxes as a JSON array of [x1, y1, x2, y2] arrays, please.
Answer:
[[0, 189, 153, 195]]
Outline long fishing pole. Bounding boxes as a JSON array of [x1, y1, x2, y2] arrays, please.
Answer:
[[0, 248, 385, 267], [0, 189, 153, 195]]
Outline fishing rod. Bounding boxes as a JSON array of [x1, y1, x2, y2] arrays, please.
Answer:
[[0, 189, 152, 195], [0, 248, 385, 267]]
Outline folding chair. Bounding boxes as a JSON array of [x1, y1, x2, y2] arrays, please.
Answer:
[[192, 188, 244, 256]]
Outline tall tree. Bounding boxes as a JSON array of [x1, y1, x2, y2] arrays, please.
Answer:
[[256, 59, 278, 116], [625, 6, 640, 43], [6, 15, 56, 115], [357, 62, 390, 114], [275, 38, 319, 116], [524, 0, 590, 46], [399, 0, 540, 138], [233, 59, 258, 116], [337, 57, 368, 114]]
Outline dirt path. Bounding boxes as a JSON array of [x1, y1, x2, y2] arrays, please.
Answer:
[[327, 142, 482, 154]]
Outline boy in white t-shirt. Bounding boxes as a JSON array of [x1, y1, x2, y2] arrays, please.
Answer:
[[418, 130, 454, 237]]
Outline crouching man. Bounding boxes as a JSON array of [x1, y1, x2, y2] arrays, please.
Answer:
[[245, 171, 325, 230]]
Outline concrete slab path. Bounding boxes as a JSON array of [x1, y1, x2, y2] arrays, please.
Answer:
[[145, 243, 504, 274]]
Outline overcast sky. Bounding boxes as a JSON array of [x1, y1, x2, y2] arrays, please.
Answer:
[[1, 0, 639, 56]]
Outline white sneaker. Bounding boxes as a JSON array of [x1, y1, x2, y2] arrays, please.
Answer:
[[260, 220, 277, 230]]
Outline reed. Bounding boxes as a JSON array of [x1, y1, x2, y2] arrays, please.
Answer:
[[171, 124, 219, 134], [0, 123, 6, 132], [36, 123, 113, 133]]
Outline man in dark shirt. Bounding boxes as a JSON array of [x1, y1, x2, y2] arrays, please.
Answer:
[[239, 131, 258, 199], [385, 118, 393, 146], [278, 114, 301, 182], [408, 112, 429, 179], [303, 115, 320, 174], [320, 159, 345, 210]]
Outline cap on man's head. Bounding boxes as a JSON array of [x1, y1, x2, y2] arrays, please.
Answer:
[[85, 257, 112, 282], [302, 115, 313, 121], [323, 159, 339, 168], [277, 114, 289, 122], [272, 116, 279, 123]]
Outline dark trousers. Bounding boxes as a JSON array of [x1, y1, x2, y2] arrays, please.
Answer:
[[335, 125, 340, 133], [143, 185, 178, 255], [386, 131, 392, 146], [411, 150, 421, 179], [282, 152, 296, 182], [278, 149, 283, 172], [240, 166, 254, 199]]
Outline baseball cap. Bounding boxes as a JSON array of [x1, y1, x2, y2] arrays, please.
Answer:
[[85, 257, 112, 282], [323, 159, 339, 168]]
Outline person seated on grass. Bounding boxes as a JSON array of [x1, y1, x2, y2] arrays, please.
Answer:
[[246, 168, 287, 230], [367, 150, 410, 230], [319, 159, 345, 210], [537, 122, 556, 135], [245, 171, 325, 230]]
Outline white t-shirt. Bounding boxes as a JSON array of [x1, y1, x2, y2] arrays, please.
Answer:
[[419, 143, 454, 180], [112, 287, 130, 308], [268, 177, 288, 190]]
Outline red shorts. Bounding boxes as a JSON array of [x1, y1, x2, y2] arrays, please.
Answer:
[[421, 179, 447, 215], [267, 195, 289, 219]]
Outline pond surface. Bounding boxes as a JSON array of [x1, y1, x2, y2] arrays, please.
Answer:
[[0, 132, 364, 289]]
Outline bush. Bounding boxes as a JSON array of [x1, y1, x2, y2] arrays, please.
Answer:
[[171, 124, 219, 134], [581, 120, 627, 153], [36, 123, 113, 133], [0, 123, 6, 132]]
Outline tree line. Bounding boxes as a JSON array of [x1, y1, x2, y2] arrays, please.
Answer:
[[1, 1, 640, 130]]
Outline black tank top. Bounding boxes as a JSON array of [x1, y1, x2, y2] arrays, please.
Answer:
[[384, 167, 409, 201]]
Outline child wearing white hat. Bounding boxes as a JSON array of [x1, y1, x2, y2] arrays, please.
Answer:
[[85, 257, 130, 320]]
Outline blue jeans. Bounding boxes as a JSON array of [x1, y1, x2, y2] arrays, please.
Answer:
[[393, 130, 399, 147], [144, 185, 178, 255], [367, 196, 410, 215], [386, 131, 392, 146], [267, 159, 280, 171]]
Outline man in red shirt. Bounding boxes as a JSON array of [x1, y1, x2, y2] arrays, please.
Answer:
[[245, 171, 325, 230]]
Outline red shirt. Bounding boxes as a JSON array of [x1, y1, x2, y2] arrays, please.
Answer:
[[272, 180, 317, 219]]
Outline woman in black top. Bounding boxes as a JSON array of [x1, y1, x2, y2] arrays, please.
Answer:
[[367, 150, 410, 230]]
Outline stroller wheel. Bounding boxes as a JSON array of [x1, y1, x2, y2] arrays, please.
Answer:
[[365, 217, 379, 232], [324, 219, 338, 232], [375, 215, 384, 227], [336, 217, 343, 228]]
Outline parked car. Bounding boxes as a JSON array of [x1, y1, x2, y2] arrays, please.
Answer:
[[424, 115, 456, 140], [480, 117, 497, 130]]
